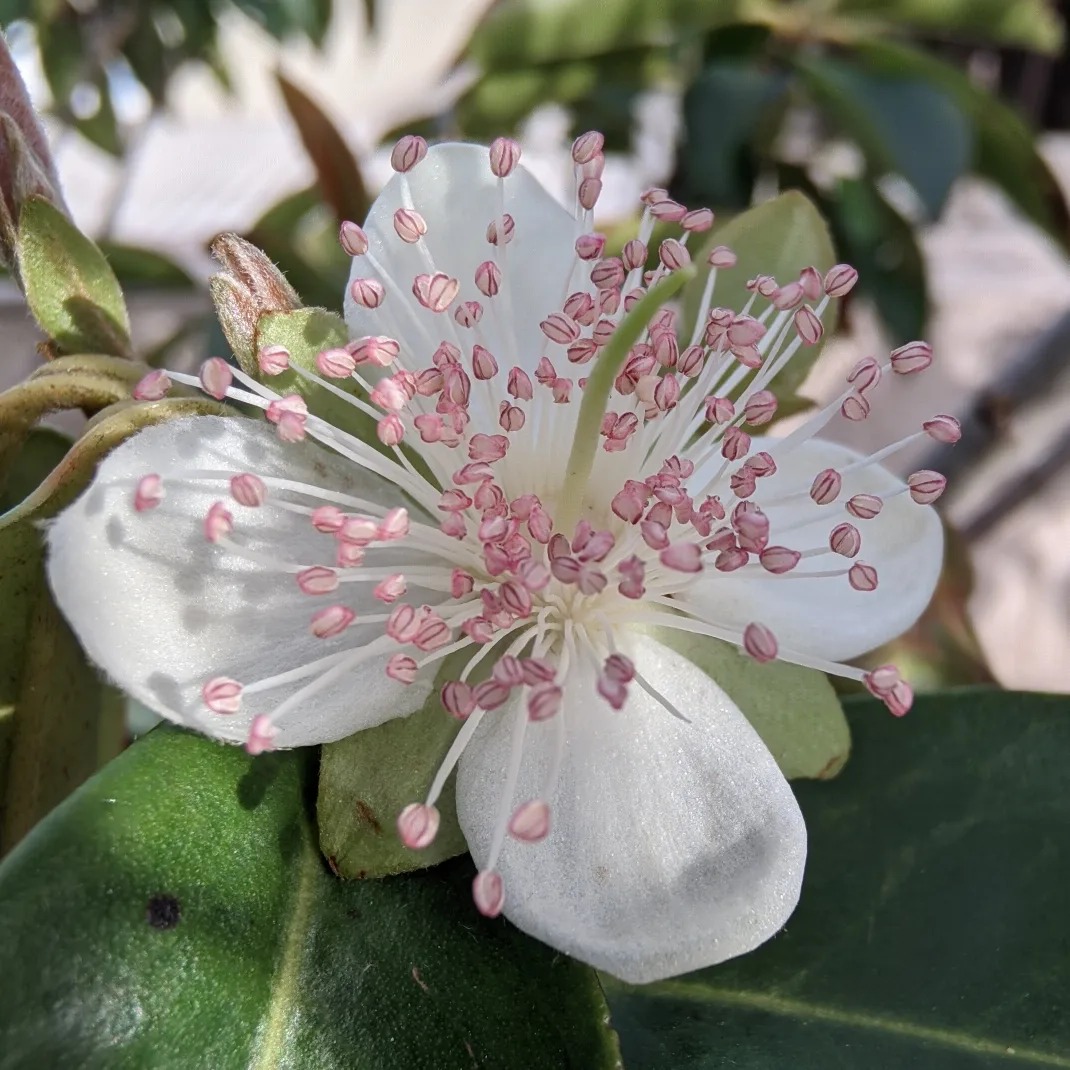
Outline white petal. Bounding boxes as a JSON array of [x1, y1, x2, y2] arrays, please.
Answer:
[[456, 634, 806, 983], [47, 416, 434, 748], [686, 436, 943, 662], [344, 143, 580, 376]]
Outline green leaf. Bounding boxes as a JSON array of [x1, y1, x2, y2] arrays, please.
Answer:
[[684, 191, 836, 401], [647, 627, 850, 780], [0, 427, 124, 853], [468, 0, 764, 70], [852, 38, 1070, 251], [836, 0, 1064, 53], [254, 308, 379, 442], [276, 71, 371, 226], [96, 241, 196, 289], [319, 661, 468, 880], [0, 727, 623, 1069], [678, 59, 787, 210], [607, 688, 1070, 1067], [819, 176, 928, 341], [15, 196, 132, 357], [795, 54, 972, 218]]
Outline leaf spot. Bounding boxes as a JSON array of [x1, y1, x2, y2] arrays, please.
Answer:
[[145, 894, 181, 930]]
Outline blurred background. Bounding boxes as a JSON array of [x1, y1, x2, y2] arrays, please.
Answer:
[[3, 0, 1069, 696]]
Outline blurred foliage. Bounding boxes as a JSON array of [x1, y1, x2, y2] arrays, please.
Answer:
[[431, 0, 1069, 342], [0, 0, 381, 157]]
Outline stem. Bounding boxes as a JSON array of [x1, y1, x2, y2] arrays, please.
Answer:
[[556, 268, 695, 533]]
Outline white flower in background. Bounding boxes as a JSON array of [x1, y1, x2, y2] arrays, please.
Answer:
[[47, 133, 949, 984]]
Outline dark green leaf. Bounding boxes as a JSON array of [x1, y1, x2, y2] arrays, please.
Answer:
[[0, 427, 124, 853], [836, 0, 1064, 53], [795, 54, 972, 218], [458, 48, 667, 140], [468, 0, 757, 70], [0, 727, 623, 1069], [16, 196, 132, 356], [819, 177, 928, 341], [96, 241, 196, 289], [852, 38, 1070, 251], [607, 688, 1070, 1067], [679, 59, 787, 210]]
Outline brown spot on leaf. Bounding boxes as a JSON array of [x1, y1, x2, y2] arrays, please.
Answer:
[[354, 799, 382, 835], [816, 752, 848, 780], [412, 966, 430, 993]]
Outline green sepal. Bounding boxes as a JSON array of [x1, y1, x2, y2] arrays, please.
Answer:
[[15, 196, 132, 357], [647, 626, 850, 781], [318, 676, 468, 880]]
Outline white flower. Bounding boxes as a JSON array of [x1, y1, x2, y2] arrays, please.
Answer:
[[47, 134, 947, 984]]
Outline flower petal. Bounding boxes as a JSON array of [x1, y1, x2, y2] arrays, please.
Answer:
[[687, 437, 943, 662], [344, 143, 580, 376], [456, 634, 806, 983], [47, 416, 433, 748]]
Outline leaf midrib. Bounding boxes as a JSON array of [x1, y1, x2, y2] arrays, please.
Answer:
[[248, 829, 320, 1070], [634, 982, 1070, 1066]]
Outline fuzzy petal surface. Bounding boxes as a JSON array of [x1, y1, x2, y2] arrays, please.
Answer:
[[47, 416, 433, 747], [456, 633, 806, 983]]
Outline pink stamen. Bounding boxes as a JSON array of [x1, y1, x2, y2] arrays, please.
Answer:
[[908, 470, 947, 504], [386, 654, 418, 684], [810, 468, 842, 505], [132, 370, 171, 401], [413, 272, 460, 313], [199, 357, 233, 400], [489, 137, 521, 177], [204, 501, 233, 542], [297, 566, 339, 595], [349, 278, 385, 308], [890, 341, 933, 375], [829, 522, 862, 558], [245, 714, 278, 756], [743, 622, 778, 662], [846, 493, 883, 519], [473, 871, 505, 917], [390, 135, 428, 173], [338, 220, 368, 256], [230, 473, 267, 507], [824, 263, 859, 297], [923, 415, 961, 444], [134, 474, 163, 512], [398, 802, 439, 849], [202, 676, 242, 715], [316, 347, 356, 378], [509, 800, 551, 842], [848, 562, 879, 591], [374, 574, 408, 603], [310, 604, 356, 638]]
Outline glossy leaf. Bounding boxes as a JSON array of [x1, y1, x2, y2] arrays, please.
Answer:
[[647, 627, 850, 780], [678, 60, 787, 210], [607, 688, 1070, 1067], [15, 196, 132, 357], [683, 191, 836, 400], [836, 0, 1064, 53], [0, 727, 623, 1069], [852, 38, 1070, 251], [796, 54, 972, 218]]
